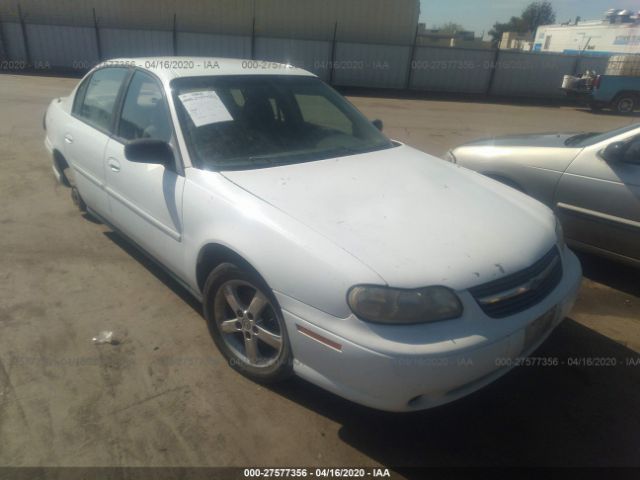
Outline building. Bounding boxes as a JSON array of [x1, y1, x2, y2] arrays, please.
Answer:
[[533, 8, 640, 56], [417, 24, 491, 49], [499, 31, 534, 51]]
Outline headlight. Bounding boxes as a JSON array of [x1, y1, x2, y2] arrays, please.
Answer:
[[443, 150, 457, 163], [347, 285, 463, 324], [555, 217, 566, 251]]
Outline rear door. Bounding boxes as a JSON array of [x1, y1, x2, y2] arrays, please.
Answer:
[[103, 70, 186, 278], [65, 67, 130, 217], [555, 134, 640, 263]]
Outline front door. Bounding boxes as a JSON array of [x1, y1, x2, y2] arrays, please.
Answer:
[[104, 70, 186, 278]]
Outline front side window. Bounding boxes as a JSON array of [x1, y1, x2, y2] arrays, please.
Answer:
[[118, 71, 172, 143], [77, 67, 129, 132], [171, 75, 394, 170]]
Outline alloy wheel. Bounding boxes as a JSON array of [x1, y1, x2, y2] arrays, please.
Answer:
[[213, 279, 284, 368], [617, 97, 635, 114]]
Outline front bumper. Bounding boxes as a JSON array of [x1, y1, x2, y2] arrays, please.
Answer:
[[276, 249, 582, 412]]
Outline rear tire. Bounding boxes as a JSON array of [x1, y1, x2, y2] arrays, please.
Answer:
[[70, 186, 87, 213], [612, 94, 637, 115], [203, 262, 293, 384]]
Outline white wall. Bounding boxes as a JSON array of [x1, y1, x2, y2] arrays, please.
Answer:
[[535, 22, 640, 55], [0, 17, 620, 98]]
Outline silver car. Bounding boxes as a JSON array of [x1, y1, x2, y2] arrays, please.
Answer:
[[445, 124, 640, 267]]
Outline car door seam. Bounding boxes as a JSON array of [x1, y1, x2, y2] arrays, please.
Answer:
[[104, 185, 182, 241], [73, 163, 104, 189]]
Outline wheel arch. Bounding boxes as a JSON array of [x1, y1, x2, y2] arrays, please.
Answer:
[[195, 242, 263, 294], [612, 91, 640, 113], [52, 149, 72, 187], [613, 90, 640, 100]]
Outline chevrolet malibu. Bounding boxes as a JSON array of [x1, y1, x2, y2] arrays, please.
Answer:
[[44, 58, 582, 412]]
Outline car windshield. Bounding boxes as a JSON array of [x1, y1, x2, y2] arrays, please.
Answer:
[[171, 75, 395, 170], [564, 123, 639, 147]]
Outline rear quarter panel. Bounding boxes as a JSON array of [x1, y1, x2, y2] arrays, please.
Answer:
[[44, 93, 74, 159]]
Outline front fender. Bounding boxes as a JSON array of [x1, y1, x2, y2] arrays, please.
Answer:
[[182, 168, 385, 318], [452, 146, 577, 208]]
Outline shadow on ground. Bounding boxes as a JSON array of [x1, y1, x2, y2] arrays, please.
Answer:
[[576, 250, 639, 298], [574, 106, 640, 118], [103, 231, 202, 314], [102, 227, 640, 470], [270, 320, 640, 470]]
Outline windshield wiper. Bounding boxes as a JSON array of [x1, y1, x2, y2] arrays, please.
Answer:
[[246, 146, 360, 165], [215, 143, 393, 170]]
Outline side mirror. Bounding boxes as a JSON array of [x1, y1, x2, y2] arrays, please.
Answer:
[[372, 119, 383, 131], [124, 138, 174, 166], [600, 141, 626, 163]]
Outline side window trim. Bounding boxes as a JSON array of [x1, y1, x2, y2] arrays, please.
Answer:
[[72, 74, 92, 116], [111, 68, 136, 139], [70, 66, 132, 137]]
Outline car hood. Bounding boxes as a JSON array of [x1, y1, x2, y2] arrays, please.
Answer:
[[463, 132, 579, 148], [221, 145, 556, 290]]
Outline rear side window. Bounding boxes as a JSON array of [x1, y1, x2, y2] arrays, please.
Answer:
[[76, 67, 128, 132], [118, 71, 172, 143]]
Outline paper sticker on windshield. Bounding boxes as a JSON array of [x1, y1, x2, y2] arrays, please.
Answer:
[[178, 91, 233, 127]]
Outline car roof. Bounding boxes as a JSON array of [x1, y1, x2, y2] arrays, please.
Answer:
[[95, 57, 316, 83]]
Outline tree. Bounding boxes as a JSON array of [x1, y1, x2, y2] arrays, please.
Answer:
[[437, 22, 465, 34], [521, 1, 556, 31], [489, 1, 556, 46], [489, 17, 525, 46]]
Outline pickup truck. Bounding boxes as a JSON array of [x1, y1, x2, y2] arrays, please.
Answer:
[[589, 75, 640, 114]]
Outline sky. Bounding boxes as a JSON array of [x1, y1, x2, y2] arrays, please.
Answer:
[[419, 0, 634, 38]]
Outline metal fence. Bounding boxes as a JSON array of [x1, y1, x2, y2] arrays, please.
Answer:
[[0, 17, 620, 99]]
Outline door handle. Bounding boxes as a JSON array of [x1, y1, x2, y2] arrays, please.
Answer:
[[107, 157, 121, 173], [64, 134, 73, 144]]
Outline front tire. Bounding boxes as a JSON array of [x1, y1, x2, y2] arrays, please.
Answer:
[[203, 262, 293, 383]]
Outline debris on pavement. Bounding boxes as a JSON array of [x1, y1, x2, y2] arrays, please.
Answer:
[[92, 331, 120, 345]]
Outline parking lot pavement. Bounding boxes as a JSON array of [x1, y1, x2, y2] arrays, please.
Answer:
[[1, 73, 639, 470]]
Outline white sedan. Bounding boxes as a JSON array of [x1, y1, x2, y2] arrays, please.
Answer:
[[44, 57, 582, 412]]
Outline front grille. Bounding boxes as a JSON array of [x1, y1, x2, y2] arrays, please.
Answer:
[[469, 247, 562, 318]]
